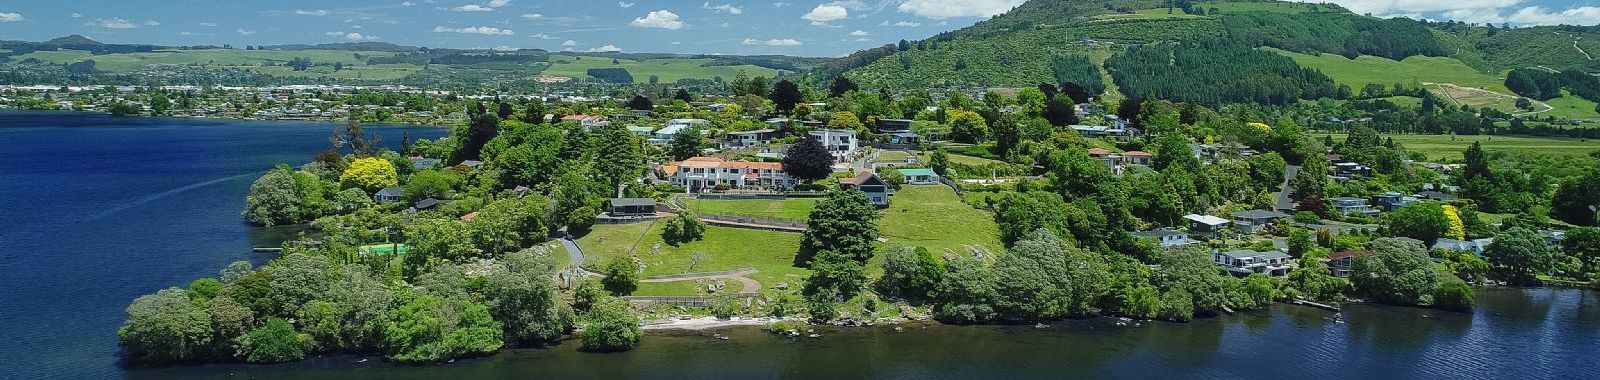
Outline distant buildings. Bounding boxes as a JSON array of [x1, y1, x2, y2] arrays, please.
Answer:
[[1132, 230, 1191, 247], [1214, 250, 1295, 277], [661, 157, 796, 192]]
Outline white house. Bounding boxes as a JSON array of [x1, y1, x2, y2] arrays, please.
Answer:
[[808, 128, 859, 161], [661, 157, 797, 192], [1215, 250, 1295, 277]]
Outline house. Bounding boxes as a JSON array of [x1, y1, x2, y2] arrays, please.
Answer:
[[459, 160, 482, 170], [1417, 191, 1458, 202], [460, 211, 479, 222], [650, 123, 696, 144], [898, 168, 940, 185], [1215, 250, 1296, 277], [1334, 162, 1371, 177], [1122, 151, 1153, 166], [608, 198, 657, 217], [876, 118, 914, 133], [662, 157, 796, 192], [626, 125, 654, 137], [560, 114, 609, 129], [1329, 197, 1378, 216], [375, 187, 404, 204], [1433, 238, 1494, 255], [410, 157, 441, 170], [1132, 230, 1191, 247], [722, 129, 785, 148], [1086, 148, 1121, 171], [808, 128, 859, 161], [1325, 250, 1368, 277], [410, 198, 443, 213], [1232, 209, 1290, 233], [1184, 214, 1231, 236], [1373, 192, 1415, 210], [839, 169, 892, 207], [666, 118, 710, 130]]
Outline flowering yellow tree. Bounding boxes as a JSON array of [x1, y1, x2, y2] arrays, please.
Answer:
[[1442, 204, 1466, 240], [1247, 122, 1273, 133], [340, 157, 399, 192]]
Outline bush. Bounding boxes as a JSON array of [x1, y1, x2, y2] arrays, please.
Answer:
[[580, 298, 641, 352], [236, 318, 305, 363], [1158, 289, 1195, 322], [1431, 277, 1475, 312], [662, 212, 706, 246], [1293, 211, 1321, 224], [765, 320, 808, 335], [600, 257, 640, 296]]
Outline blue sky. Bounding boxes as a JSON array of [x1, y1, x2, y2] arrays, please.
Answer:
[[0, 1, 1032, 57], [0, 1, 1595, 57]]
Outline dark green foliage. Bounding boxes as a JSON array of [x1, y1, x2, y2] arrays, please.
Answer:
[[1106, 40, 1336, 106], [625, 95, 653, 111], [674, 88, 693, 103], [236, 318, 304, 363], [828, 76, 859, 98], [782, 137, 833, 182], [600, 257, 639, 296], [1042, 97, 1077, 126], [117, 288, 214, 364], [876, 246, 944, 302], [1351, 238, 1440, 306], [668, 127, 703, 161], [662, 211, 706, 246], [992, 230, 1109, 320], [451, 114, 499, 165], [1049, 55, 1105, 96], [1431, 276, 1475, 312], [800, 188, 880, 264], [1219, 12, 1446, 60], [1504, 68, 1600, 102], [586, 67, 633, 83], [770, 80, 803, 114], [1384, 201, 1451, 245], [802, 251, 868, 298], [1483, 227, 1557, 285], [579, 297, 641, 352], [1551, 170, 1600, 226], [931, 257, 999, 324], [382, 294, 503, 363], [484, 250, 570, 345]]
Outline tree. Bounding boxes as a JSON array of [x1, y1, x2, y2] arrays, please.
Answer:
[[946, 109, 988, 143], [339, 157, 398, 193], [930, 149, 950, 177], [600, 257, 639, 296], [522, 102, 547, 124], [662, 211, 706, 246], [770, 79, 803, 114], [668, 127, 704, 161], [1551, 170, 1600, 226], [781, 137, 833, 182], [1483, 227, 1557, 285], [498, 102, 515, 120], [331, 187, 374, 214], [452, 114, 500, 164], [580, 297, 641, 352], [1287, 228, 1314, 258], [1384, 202, 1452, 245], [876, 246, 944, 301], [626, 95, 653, 111], [244, 168, 302, 226], [993, 229, 1109, 320], [1042, 97, 1077, 126], [992, 113, 1021, 157], [405, 169, 462, 202], [592, 125, 644, 193], [802, 250, 868, 298], [117, 288, 213, 363], [148, 91, 172, 115], [484, 249, 570, 345], [1351, 238, 1439, 306], [1291, 152, 1330, 204], [1432, 276, 1475, 311], [1151, 133, 1198, 171], [673, 88, 693, 103], [829, 76, 859, 98], [404, 218, 478, 280], [828, 110, 865, 130], [800, 188, 881, 264], [235, 318, 304, 363], [932, 257, 1000, 323], [382, 294, 504, 363]]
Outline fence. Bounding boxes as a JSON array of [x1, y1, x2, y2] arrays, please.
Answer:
[[939, 176, 964, 197], [700, 213, 808, 230], [625, 293, 759, 308]]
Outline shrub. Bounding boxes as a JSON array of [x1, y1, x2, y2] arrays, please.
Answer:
[[236, 318, 305, 363], [580, 298, 641, 352]]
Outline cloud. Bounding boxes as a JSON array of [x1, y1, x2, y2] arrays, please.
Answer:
[[1504, 6, 1600, 25], [897, 0, 1024, 19], [619, 2, 635, 8], [237, 28, 257, 35], [493, 45, 518, 51], [70, 12, 81, 18], [486, 0, 510, 7], [631, 10, 686, 29], [199, 22, 218, 27], [880, 20, 921, 27], [773, 2, 791, 8], [88, 18, 138, 29], [530, 32, 558, 39], [327, 31, 376, 40], [520, 12, 543, 19], [804, 4, 848, 25], [433, 25, 515, 35], [295, 9, 331, 16], [0, 12, 22, 22], [586, 44, 622, 52], [402, 1, 415, 6], [743, 38, 803, 46], [850, 29, 868, 36], [454, 4, 493, 12], [561, 39, 578, 46], [143, 20, 161, 26], [704, 2, 743, 14]]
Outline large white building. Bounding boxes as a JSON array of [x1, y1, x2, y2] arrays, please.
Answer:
[[807, 128, 859, 161], [661, 157, 797, 192]]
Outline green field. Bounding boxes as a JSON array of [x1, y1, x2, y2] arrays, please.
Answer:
[[1320, 133, 1600, 161], [880, 185, 1003, 257], [689, 197, 816, 221], [577, 222, 808, 293], [1269, 48, 1506, 92], [540, 55, 778, 83], [1542, 93, 1600, 120]]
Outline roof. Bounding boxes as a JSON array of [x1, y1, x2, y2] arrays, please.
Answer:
[[376, 187, 403, 197], [670, 157, 784, 171], [839, 169, 880, 186], [1132, 230, 1185, 237], [898, 168, 936, 177], [610, 198, 655, 207], [728, 128, 778, 135], [1086, 147, 1114, 156], [414, 198, 442, 210], [1122, 150, 1152, 157], [626, 125, 654, 133], [654, 124, 692, 136], [1219, 250, 1292, 260], [1327, 250, 1369, 261], [1233, 209, 1290, 219], [460, 211, 479, 222], [1183, 214, 1230, 226]]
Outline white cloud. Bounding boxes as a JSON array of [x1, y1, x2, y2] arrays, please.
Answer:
[[631, 10, 686, 29], [520, 12, 543, 19], [1318, 0, 1520, 17], [199, 22, 218, 27], [0, 12, 22, 22], [586, 44, 622, 52], [530, 33, 557, 39], [143, 20, 160, 26], [433, 25, 515, 35], [486, 0, 510, 7], [743, 38, 803, 46], [402, 1, 416, 6], [850, 29, 868, 36], [454, 4, 493, 12], [704, 2, 743, 14], [70, 12, 81, 18], [773, 2, 791, 8], [897, 0, 1023, 19], [327, 31, 376, 40], [295, 9, 331, 16], [237, 28, 256, 35], [803, 4, 848, 25], [561, 39, 578, 46], [854, 37, 870, 41], [619, 2, 635, 8], [493, 45, 518, 51], [88, 18, 138, 29], [880, 20, 921, 27], [1505, 6, 1600, 25]]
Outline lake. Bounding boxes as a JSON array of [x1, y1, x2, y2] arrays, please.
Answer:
[[2, 111, 1597, 380]]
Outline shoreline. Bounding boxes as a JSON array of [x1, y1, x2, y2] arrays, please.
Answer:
[[0, 107, 457, 128]]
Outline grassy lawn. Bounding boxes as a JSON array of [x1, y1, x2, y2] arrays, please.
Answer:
[[1319, 133, 1600, 161], [1543, 93, 1600, 120], [1270, 48, 1507, 93], [879, 185, 1003, 257], [577, 222, 808, 294], [539, 55, 779, 83], [911, 151, 1006, 166], [689, 197, 816, 221]]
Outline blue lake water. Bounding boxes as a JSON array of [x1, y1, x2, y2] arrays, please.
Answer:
[[1, 110, 1597, 380]]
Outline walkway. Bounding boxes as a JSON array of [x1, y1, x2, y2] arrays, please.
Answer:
[[1275, 165, 1300, 212], [641, 267, 762, 294]]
